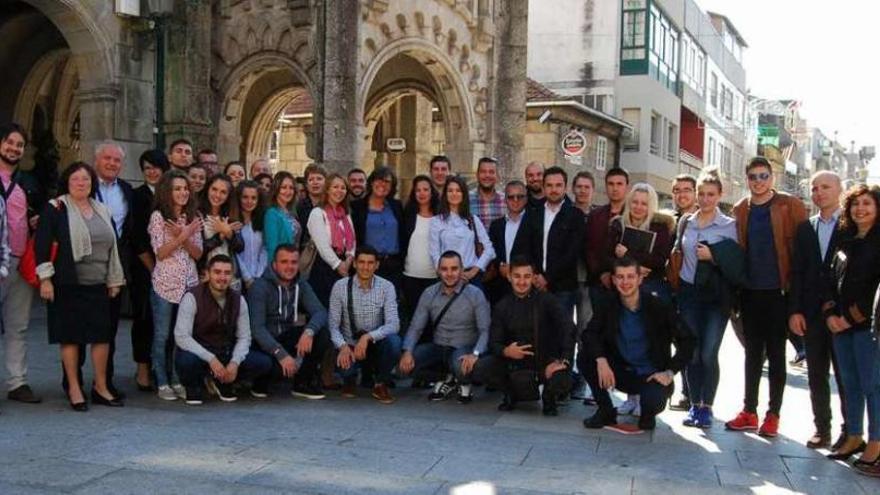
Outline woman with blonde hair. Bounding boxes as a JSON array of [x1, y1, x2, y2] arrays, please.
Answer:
[[307, 173, 356, 305]]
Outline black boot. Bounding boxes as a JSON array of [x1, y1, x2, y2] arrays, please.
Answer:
[[498, 394, 516, 412]]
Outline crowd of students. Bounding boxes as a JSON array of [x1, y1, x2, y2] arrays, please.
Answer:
[[1, 120, 879, 477]]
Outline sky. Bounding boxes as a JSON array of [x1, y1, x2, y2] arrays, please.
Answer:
[[696, 0, 877, 158]]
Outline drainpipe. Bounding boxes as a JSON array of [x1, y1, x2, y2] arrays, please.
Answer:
[[154, 16, 166, 150]]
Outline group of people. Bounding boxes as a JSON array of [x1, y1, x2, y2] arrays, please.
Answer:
[[1, 119, 879, 477]]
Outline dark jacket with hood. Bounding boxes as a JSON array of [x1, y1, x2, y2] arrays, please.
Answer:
[[246, 265, 328, 361]]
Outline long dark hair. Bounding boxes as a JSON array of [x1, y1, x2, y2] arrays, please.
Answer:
[[154, 169, 199, 221], [840, 184, 880, 234], [438, 175, 472, 223], [405, 174, 438, 216], [58, 161, 98, 198], [236, 180, 266, 232], [270, 171, 297, 213], [199, 173, 239, 220]]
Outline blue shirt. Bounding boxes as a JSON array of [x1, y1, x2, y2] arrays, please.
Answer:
[[96, 179, 128, 238], [616, 302, 655, 375], [430, 213, 495, 271], [815, 210, 840, 261], [679, 209, 738, 284], [747, 201, 781, 290], [365, 203, 400, 255]]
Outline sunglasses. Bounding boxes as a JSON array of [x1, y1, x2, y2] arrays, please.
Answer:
[[506, 194, 526, 200], [747, 172, 771, 182]]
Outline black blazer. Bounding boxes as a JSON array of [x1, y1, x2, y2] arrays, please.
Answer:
[[131, 184, 154, 258], [488, 213, 530, 266], [583, 290, 695, 374], [525, 202, 586, 292], [350, 197, 405, 256], [790, 215, 842, 319]]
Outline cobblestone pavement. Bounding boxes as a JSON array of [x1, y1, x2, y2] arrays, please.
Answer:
[[1, 306, 878, 494]]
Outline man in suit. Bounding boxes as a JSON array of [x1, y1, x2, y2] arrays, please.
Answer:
[[487, 180, 530, 304], [526, 166, 586, 366], [789, 170, 847, 449]]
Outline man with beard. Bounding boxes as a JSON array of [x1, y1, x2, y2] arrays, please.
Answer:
[[469, 157, 506, 228], [347, 168, 367, 201], [524, 161, 545, 210], [196, 149, 220, 176], [0, 123, 43, 404]]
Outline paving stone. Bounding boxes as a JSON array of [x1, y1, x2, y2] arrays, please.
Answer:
[[240, 461, 444, 494], [782, 456, 858, 478], [0, 458, 119, 491], [69, 468, 306, 495], [784, 472, 868, 495], [715, 466, 793, 491], [346, 427, 533, 465], [631, 477, 750, 494], [0, 481, 65, 495], [735, 450, 789, 473]]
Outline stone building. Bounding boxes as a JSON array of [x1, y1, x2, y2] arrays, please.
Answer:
[[0, 0, 528, 187]]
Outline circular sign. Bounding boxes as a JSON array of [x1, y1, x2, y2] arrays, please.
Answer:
[[561, 130, 586, 156]]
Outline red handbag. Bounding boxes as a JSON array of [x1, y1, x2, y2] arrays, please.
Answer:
[[19, 236, 58, 288]]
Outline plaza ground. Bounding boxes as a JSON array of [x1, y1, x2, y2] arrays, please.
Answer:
[[0, 305, 878, 494]]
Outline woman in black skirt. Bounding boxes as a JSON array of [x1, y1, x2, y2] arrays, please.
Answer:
[[306, 173, 354, 306], [35, 162, 126, 411]]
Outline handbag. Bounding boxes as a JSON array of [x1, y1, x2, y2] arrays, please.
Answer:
[[19, 197, 61, 288], [665, 215, 690, 291], [299, 239, 318, 278]]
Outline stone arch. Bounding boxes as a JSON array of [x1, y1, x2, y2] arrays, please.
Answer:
[[215, 51, 317, 168]]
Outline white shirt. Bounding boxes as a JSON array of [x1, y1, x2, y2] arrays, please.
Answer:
[[97, 178, 128, 238], [503, 212, 523, 263], [404, 215, 437, 279], [542, 201, 562, 271]]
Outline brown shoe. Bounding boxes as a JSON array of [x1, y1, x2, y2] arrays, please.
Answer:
[[806, 432, 831, 449], [341, 383, 357, 398], [7, 385, 41, 403], [372, 384, 395, 404]]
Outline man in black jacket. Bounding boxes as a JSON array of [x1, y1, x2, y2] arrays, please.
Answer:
[[486, 180, 530, 304], [581, 257, 694, 432], [789, 170, 847, 449], [485, 258, 573, 416], [526, 167, 585, 355]]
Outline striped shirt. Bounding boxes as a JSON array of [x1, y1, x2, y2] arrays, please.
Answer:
[[328, 275, 399, 348]]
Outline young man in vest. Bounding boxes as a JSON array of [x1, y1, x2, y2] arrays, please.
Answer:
[[174, 255, 273, 405]]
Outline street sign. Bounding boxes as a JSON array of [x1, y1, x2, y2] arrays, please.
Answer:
[[386, 138, 406, 154], [561, 130, 586, 156]]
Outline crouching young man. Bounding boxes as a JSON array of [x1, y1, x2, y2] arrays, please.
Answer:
[[580, 257, 694, 432], [174, 255, 273, 404], [483, 257, 573, 416]]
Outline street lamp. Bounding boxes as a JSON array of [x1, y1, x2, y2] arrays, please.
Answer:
[[144, 0, 175, 150]]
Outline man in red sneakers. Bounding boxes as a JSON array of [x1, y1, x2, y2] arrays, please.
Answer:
[[725, 157, 807, 436]]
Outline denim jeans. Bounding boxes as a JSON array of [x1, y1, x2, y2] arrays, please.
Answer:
[[411, 342, 488, 385], [832, 328, 880, 440], [175, 348, 273, 390], [338, 333, 401, 385], [678, 282, 729, 406], [150, 289, 179, 387]]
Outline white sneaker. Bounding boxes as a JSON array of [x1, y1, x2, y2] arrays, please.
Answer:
[[172, 383, 186, 400], [157, 385, 177, 401], [618, 395, 640, 416]]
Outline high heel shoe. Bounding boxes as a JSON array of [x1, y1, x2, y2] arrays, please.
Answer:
[[90, 388, 124, 407], [827, 441, 866, 460], [67, 390, 88, 412]]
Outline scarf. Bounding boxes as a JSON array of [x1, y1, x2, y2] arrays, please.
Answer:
[[324, 204, 354, 255]]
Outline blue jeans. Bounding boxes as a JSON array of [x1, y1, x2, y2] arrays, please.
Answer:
[[150, 289, 179, 387], [175, 348, 273, 389], [411, 343, 484, 384], [678, 283, 729, 406], [338, 333, 401, 385], [833, 328, 880, 440]]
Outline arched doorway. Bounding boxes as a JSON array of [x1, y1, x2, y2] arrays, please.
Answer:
[[216, 53, 316, 175], [360, 39, 479, 192], [1, 0, 115, 191]]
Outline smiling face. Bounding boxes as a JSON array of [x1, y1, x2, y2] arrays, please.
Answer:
[[307, 172, 325, 197], [239, 186, 259, 214], [612, 265, 642, 299], [543, 172, 566, 205], [477, 161, 498, 190], [207, 260, 233, 292], [348, 172, 366, 197], [628, 191, 650, 224], [672, 179, 696, 212], [327, 177, 348, 206], [445, 181, 463, 211], [697, 183, 722, 213], [509, 264, 534, 297], [811, 173, 843, 211], [68, 167, 93, 201], [0, 131, 26, 166], [525, 164, 544, 193], [370, 177, 391, 200], [850, 192, 878, 232], [430, 161, 450, 189], [414, 179, 432, 207], [187, 167, 206, 193], [747, 164, 774, 197], [142, 162, 163, 186], [277, 178, 296, 207], [171, 177, 191, 209], [95, 146, 123, 182], [207, 179, 231, 212], [505, 183, 527, 215], [272, 248, 299, 283], [226, 164, 246, 186], [437, 255, 462, 288]]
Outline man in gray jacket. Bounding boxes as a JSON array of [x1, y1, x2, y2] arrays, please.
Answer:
[[399, 250, 492, 404], [247, 244, 329, 400]]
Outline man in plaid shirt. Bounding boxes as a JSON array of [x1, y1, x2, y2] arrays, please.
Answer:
[[469, 157, 506, 228]]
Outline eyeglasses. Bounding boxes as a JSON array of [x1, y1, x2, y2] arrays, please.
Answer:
[[747, 172, 771, 182], [506, 194, 526, 200]]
